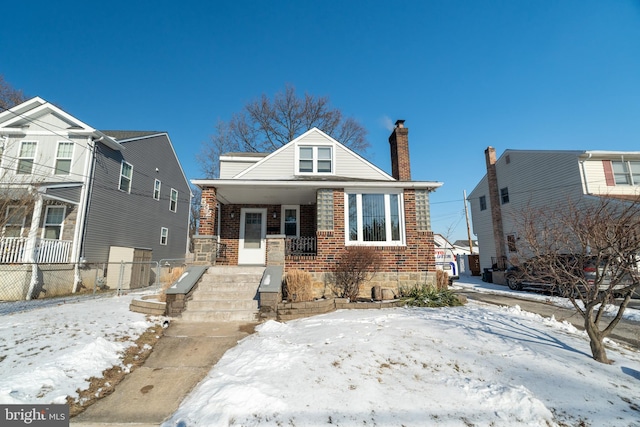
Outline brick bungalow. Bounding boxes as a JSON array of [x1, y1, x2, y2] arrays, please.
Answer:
[[192, 120, 442, 296]]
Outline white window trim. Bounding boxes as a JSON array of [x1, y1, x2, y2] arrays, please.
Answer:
[[3, 206, 26, 237], [170, 188, 178, 212], [344, 189, 405, 246], [119, 161, 133, 193], [281, 205, 300, 237], [153, 179, 162, 200], [42, 205, 66, 240], [54, 141, 74, 175], [612, 160, 640, 186], [295, 144, 335, 175], [17, 141, 37, 175], [160, 227, 168, 245]]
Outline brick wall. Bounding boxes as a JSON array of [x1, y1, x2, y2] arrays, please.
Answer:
[[287, 188, 436, 296], [198, 187, 217, 236]]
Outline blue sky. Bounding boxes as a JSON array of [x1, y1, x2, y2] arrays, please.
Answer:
[[2, 0, 639, 242]]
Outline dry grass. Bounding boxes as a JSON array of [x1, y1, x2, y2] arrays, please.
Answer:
[[435, 270, 449, 290], [157, 266, 186, 302], [283, 269, 314, 302]]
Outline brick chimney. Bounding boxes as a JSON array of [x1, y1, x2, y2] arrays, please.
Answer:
[[389, 119, 411, 181], [485, 146, 507, 268]]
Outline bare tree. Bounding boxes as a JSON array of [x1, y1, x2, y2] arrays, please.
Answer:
[[188, 186, 201, 253], [198, 84, 369, 177], [0, 75, 26, 111], [511, 197, 640, 363]]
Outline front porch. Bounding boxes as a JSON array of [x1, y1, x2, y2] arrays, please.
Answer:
[[0, 237, 72, 264]]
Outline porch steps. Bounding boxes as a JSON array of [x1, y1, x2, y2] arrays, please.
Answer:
[[180, 266, 265, 322]]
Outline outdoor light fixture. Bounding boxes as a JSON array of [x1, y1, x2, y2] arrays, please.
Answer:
[[272, 210, 277, 219], [230, 212, 235, 219]]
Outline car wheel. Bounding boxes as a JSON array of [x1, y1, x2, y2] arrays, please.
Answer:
[[506, 275, 522, 291]]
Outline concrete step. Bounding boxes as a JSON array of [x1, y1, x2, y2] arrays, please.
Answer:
[[180, 310, 259, 322], [205, 266, 266, 276], [196, 280, 261, 290], [187, 299, 258, 311], [198, 276, 264, 286], [191, 290, 257, 300]]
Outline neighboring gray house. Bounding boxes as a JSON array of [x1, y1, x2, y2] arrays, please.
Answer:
[[469, 146, 640, 275], [0, 97, 191, 290]]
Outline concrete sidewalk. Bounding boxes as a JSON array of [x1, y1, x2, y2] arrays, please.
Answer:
[[458, 290, 640, 349], [71, 320, 256, 427]]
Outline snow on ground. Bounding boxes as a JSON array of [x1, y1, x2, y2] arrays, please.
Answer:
[[1, 278, 639, 426], [164, 304, 640, 427], [0, 293, 159, 405]]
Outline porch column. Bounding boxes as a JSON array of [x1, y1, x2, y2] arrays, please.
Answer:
[[24, 193, 43, 300], [198, 187, 217, 235]]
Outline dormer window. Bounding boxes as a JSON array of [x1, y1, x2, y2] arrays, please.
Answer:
[[298, 146, 332, 174]]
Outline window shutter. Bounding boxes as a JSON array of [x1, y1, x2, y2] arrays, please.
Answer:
[[602, 160, 615, 186]]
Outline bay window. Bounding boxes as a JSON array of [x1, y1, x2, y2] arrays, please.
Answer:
[[345, 191, 404, 245]]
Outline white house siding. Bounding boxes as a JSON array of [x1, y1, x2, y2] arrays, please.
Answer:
[[583, 157, 640, 197], [469, 175, 495, 272], [237, 130, 393, 181], [1, 131, 89, 185], [219, 160, 258, 179], [238, 144, 296, 179], [470, 150, 586, 271]]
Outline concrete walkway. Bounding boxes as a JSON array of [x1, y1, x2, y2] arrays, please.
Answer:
[[71, 320, 256, 427]]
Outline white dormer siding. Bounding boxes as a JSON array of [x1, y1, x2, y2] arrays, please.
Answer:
[[235, 128, 394, 181], [219, 154, 267, 179]]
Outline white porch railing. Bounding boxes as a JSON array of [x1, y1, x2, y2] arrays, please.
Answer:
[[0, 237, 71, 264], [0, 237, 27, 263]]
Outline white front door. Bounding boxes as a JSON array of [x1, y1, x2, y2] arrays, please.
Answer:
[[238, 208, 267, 265]]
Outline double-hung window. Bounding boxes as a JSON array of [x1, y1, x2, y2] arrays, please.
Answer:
[[345, 191, 403, 245], [153, 179, 161, 200], [43, 206, 65, 240], [119, 161, 133, 192], [3, 206, 26, 237], [170, 188, 178, 212], [17, 141, 37, 174], [298, 146, 332, 174], [160, 227, 168, 245], [612, 160, 640, 185], [54, 142, 74, 175], [500, 187, 509, 204], [479, 195, 487, 211]]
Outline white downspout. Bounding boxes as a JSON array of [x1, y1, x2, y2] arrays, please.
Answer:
[[72, 136, 97, 292], [580, 153, 592, 195]]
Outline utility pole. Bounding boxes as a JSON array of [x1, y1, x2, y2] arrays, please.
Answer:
[[463, 190, 474, 253]]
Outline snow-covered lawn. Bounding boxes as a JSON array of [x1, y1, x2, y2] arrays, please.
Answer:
[[1, 278, 639, 426]]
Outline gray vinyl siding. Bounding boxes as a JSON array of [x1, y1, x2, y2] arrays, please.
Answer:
[[82, 134, 190, 262], [45, 186, 81, 204]]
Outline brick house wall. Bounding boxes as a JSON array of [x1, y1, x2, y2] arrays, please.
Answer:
[[286, 188, 436, 297]]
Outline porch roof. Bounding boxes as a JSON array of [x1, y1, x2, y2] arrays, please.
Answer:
[[191, 178, 443, 205]]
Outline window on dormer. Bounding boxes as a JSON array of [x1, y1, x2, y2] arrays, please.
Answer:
[[298, 146, 332, 174]]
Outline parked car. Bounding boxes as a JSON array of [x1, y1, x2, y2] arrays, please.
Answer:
[[505, 254, 638, 298]]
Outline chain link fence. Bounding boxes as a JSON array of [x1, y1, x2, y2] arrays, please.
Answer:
[[0, 257, 195, 315]]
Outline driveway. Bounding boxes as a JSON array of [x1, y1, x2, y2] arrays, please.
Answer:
[[455, 285, 640, 349]]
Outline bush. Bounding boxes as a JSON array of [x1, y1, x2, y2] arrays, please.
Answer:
[[399, 284, 463, 307], [331, 247, 382, 301], [283, 269, 314, 302]]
